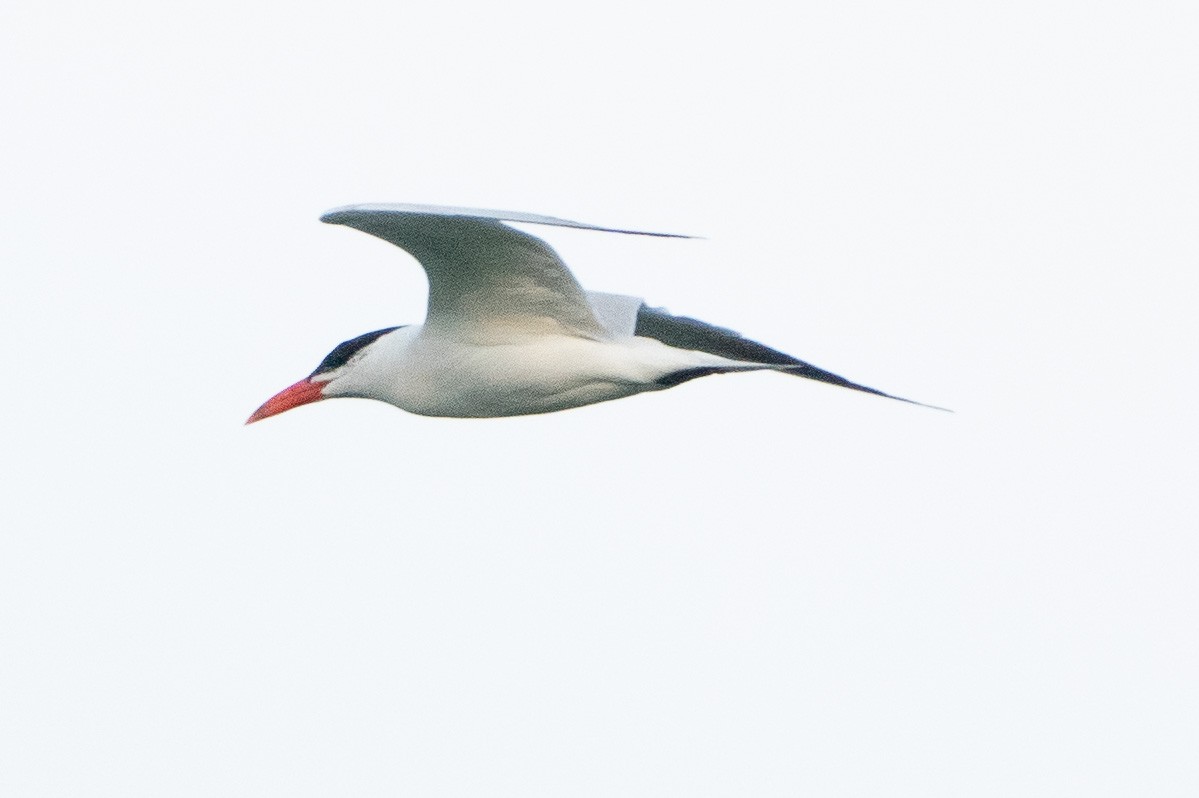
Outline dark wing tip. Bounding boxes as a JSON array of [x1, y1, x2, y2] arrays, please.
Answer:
[[881, 394, 954, 413], [778, 364, 951, 412], [634, 306, 948, 411]]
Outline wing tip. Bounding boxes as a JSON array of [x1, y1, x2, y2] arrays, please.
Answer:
[[894, 396, 954, 412]]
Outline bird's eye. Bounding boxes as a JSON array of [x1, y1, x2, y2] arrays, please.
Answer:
[[311, 326, 402, 376]]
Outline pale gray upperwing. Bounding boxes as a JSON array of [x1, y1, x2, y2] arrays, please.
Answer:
[[321, 204, 693, 339], [585, 291, 645, 338], [324, 203, 696, 238]]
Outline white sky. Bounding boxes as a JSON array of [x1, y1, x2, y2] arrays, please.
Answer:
[[3, 1, 1197, 795]]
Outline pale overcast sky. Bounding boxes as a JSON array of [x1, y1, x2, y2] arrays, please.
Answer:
[[3, 2, 1197, 796]]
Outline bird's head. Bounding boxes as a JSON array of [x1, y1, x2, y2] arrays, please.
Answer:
[[246, 326, 402, 424]]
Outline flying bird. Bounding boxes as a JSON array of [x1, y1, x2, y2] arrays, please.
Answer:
[[248, 204, 942, 423]]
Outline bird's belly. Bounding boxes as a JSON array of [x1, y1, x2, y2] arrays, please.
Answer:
[[374, 336, 662, 418], [423, 378, 642, 417]]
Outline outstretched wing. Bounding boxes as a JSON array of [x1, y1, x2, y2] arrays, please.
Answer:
[[320, 204, 693, 339], [634, 304, 948, 410]]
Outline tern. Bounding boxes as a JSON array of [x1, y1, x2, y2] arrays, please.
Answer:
[[248, 204, 941, 423]]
